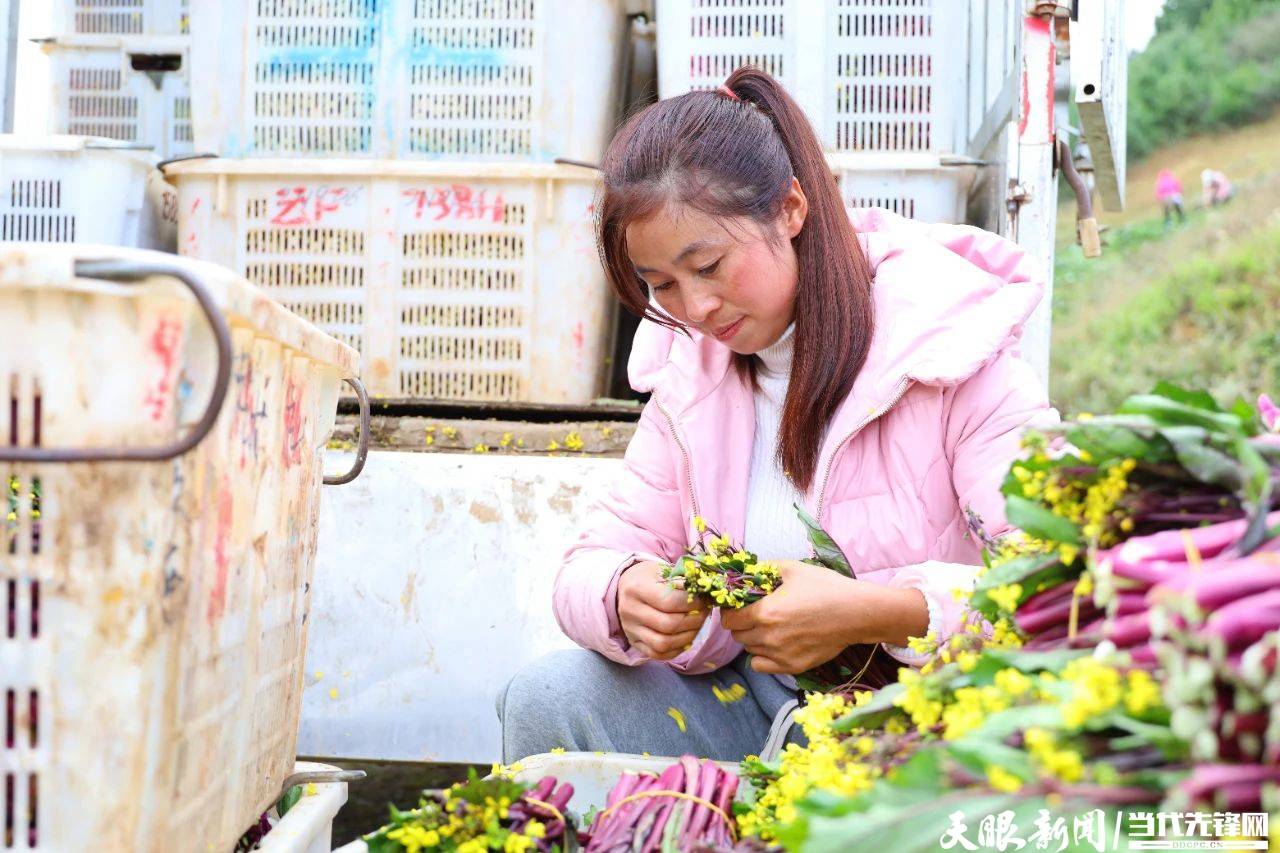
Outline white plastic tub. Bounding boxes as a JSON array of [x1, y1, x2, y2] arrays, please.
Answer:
[[331, 752, 740, 852], [42, 35, 193, 160], [0, 245, 362, 851], [0, 135, 177, 249], [257, 762, 350, 853], [164, 158, 613, 402], [190, 0, 628, 161]]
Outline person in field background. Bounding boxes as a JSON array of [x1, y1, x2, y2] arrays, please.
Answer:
[[1200, 168, 1234, 207], [1156, 168, 1186, 227]]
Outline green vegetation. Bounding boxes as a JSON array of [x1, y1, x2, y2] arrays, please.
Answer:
[[1128, 0, 1280, 159]]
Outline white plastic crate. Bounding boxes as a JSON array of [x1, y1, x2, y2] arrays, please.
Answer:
[[0, 245, 362, 851], [832, 153, 979, 224], [189, 0, 627, 160], [656, 0, 970, 154], [44, 35, 193, 160], [164, 158, 613, 403], [51, 0, 190, 36], [0, 135, 177, 249], [257, 762, 350, 853]]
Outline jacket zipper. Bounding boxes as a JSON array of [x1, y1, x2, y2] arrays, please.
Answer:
[[813, 377, 911, 524], [655, 400, 702, 524]]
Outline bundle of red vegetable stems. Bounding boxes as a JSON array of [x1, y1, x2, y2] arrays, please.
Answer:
[[980, 388, 1280, 815]]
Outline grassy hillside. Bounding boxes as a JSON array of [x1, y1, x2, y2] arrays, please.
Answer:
[[1049, 112, 1280, 415]]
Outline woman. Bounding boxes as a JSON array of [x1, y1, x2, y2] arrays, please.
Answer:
[[496, 68, 1054, 763]]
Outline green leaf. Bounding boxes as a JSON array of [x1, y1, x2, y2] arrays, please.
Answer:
[[1230, 396, 1265, 436], [962, 647, 1089, 685], [1004, 495, 1082, 545], [277, 784, 303, 818], [794, 503, 854, 577], [831, 683, 907, 732], [970, 552, 1072, 622], [958, 702, 1063, 743], [782, 790, 1124, 853], [1061, 421, 1156, 463], [1151, 381, 1223, 413], [944, 737, 1036, 781], [1157, 426, 1244, 491], [883, 747, 947, 792], [1118, 393, 1246, 437]]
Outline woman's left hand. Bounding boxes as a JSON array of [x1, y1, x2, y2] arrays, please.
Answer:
[[719, 560, 926, 674]]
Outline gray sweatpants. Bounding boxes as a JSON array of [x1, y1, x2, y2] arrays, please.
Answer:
[[495, 648, 804, 763]]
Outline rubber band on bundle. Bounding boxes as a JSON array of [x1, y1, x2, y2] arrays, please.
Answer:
[[596, 789, 736, 840]]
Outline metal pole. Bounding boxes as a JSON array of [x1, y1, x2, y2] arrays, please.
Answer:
[[0, 0, 18, 132]]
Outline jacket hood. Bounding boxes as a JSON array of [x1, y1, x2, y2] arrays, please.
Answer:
[[626, 207, 1044, 416]]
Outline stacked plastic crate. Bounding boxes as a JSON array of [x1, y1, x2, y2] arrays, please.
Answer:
[[42, 0, 192, 158], [0, 0, 187, 250], [165, 0, 629, 404], [655, 0, 1019, 224]]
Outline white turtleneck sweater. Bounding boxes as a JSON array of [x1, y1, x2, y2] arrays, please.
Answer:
[[741, 323, 936, 664], [742, 323, 815, 560]]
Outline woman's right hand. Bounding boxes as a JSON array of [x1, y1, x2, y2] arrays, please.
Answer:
[[616, 560, 709, 660]]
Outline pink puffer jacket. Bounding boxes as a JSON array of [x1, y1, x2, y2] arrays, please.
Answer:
[[553, 208, 1057, 672]]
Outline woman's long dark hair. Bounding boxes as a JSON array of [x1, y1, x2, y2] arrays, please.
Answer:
[[597, 66, 875, 493]]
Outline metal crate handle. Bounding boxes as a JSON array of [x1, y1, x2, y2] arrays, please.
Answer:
[[324, 375, 369, 486], [0, 258, 232, 463]]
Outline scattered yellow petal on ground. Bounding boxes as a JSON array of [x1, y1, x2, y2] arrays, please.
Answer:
[[667, 707, 687, 732]]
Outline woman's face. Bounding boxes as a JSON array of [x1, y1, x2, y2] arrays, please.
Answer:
[[625, 178, 808, 355]]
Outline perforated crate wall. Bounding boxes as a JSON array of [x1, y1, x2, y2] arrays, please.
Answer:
[[835, 165, 975, 224], [0, 178, 76, 242], [47, 38, 193, 160], [0, 143, 174, 249], [657, 0, 968, 155], [171, 165, 612, 403], [0, 247, 356, 850], [54, 0, 190, 35], [191, 0, 626, 161]]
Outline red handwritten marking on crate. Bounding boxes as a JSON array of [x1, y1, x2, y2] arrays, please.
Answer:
[[232, 352, 267, 470], [208, 476, 233, 625], [270, 186, 361, 227], [401, 185, 505, 222], [281, 377, 306, 469], [143, 314, 183, 423]]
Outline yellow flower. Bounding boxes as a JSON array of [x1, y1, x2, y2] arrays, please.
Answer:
[[1060, 658, 1124, 729], [957, 651, 980, 672], [564, 432, 584, 452], [1024, 727, 1084, 782], [693, 516, 707, 533], [499, 432, 513, 448], [906, 631, 938, 656], [472, 443, 489, 453], [550, 747, 566, 755], [546, 440, 559, 451], [990, 618, 1024, 649], [1124, 669, 1161, 715], [994, 667, 1032, 697], [988, 583, 1023, 614], [986, 764, 1023, 792]]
